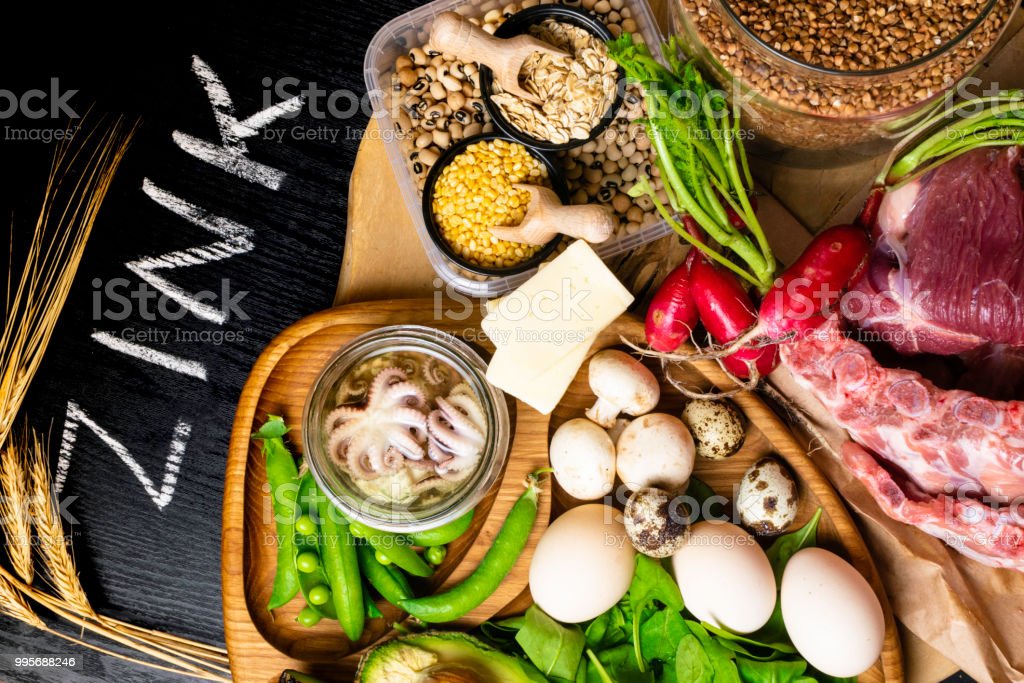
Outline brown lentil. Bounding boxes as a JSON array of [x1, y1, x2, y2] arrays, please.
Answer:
[[431, 138, 550, 269]]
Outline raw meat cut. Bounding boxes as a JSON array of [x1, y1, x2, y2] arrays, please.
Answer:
[[851, 146, 1024, 357], [781, 315, 1024, 569]]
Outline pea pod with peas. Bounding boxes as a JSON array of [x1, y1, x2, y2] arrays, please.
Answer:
[[400, 471, 546, 623]]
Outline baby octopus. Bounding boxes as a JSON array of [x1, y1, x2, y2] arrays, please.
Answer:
[[326, 368, 429, 479], [426, 383, 487, 481], [326, 369, 487, 485]]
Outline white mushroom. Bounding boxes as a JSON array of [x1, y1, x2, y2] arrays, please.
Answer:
[[616, 413, 695, 492], [549, 418, 616, 501], [585, 350, 660, 428]]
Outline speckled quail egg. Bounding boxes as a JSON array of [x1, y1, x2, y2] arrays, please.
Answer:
[[624, 487, 690, 558], [682, 398, 745, 460], [737, 456, 799, 535]]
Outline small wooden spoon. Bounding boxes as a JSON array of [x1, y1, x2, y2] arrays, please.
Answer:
[[429, 12, 569, 106], [488, 184, 615, 245]]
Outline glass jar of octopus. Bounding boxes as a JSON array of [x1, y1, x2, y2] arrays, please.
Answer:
[[303, 325, 510, 532]]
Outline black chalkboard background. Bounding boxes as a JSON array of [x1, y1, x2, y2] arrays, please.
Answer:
[[0, 2, 977, 683]]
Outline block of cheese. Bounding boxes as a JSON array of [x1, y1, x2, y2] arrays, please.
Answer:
[[483, 241, 633, 413]]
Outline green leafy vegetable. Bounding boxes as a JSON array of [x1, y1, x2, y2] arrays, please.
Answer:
[[608, 34, 776, 292], [674, 634, 714, 683], [629, 555, 684, 671], [515, 606, 586, 680], [765, 508, 823, 583], [735, 657, 809, 683]]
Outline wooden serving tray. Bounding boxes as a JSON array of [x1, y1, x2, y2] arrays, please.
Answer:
[[222, 299, 552, 682], [222, 300, 903, 682]]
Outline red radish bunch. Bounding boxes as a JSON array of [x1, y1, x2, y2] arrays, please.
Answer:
[[644, 224, 871, 386]]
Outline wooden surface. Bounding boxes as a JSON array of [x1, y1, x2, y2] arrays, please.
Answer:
[[221, 299, 552, 683]]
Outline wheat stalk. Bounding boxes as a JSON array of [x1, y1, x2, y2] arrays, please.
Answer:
[[0, 569, 45, 629], [26, 429, 94, 618], [0, 115, 135, 454], [1, 434, 33, 583], [0, 116, 231, 680]]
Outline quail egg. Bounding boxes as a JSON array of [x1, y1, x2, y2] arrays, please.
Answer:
[[682, 398, 745, 460], [624, 487, 690, 558], [737, 456, 799, 535]]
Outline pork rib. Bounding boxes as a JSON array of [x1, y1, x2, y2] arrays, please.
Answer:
[[780, 315, 1024, 569]]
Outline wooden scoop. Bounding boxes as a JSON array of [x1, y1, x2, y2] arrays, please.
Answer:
[[488, 184, 616, 246], [429, 11, 569, 106]]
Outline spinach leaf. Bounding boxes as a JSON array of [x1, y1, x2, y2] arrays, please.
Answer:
[[479, 615, 525, 648], [515, 605, 585, 680], [701, 621, 797, 655], [765, 508, 822, 583], [629, 555, 684, 670], [586, 645, 655, 683], [675, 634, 714, 683], [735, 657, 808, 683], [639, 609, 689, 664], [585, 601, 631, 651], [685, 621, 742, 683]]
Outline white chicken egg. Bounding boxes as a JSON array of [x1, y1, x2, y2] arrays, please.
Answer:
[[529, 504, 636, 623], [781, 547, 885, 678], [671, 521, 776, 634]]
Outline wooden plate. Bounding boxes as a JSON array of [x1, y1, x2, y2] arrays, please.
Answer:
[[549, 316, 904, 683], [221, 299, 551, 682], [222, 300, 903, 682]]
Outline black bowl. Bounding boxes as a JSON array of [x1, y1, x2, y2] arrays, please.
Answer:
[[479, 5, 625, 153], [422, 133, 569, 278]]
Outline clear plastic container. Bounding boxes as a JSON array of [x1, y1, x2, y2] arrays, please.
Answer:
[[364, 0, 671, 297]]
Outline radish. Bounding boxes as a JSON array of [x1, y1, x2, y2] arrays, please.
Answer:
[[645, 260, 699, 353], [755, 224, 871, 343], [690, 255, 779, 380]]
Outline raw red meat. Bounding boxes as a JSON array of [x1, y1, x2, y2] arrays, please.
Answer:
[[781, 315, 1024, 569], [851, 146, 1024, 357]]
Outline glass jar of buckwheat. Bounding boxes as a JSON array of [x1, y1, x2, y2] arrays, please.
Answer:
[[670, 0, 1017, 163]]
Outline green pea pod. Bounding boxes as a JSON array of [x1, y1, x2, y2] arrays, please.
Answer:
[[364, 582, 384, 619], [357, 543, 414, 605], [347, 519, 433, 578], [317, 490, 365, 640], [400, 473, 543, 623], [291, 473, 336, 620], [253, 416, 301, 611], [408, 509, 475, 547]]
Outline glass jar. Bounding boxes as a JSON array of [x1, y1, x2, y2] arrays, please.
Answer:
[[303, 325, 510, 532], [669, 0, 1016, 164]]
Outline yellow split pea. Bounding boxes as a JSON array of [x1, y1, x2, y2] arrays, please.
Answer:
[[432, 138, 550, 269]]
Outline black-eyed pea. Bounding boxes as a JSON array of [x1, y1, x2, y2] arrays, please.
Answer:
[[629, 151, 646, 165], [442, 75, 461, 92], [622, 18, 638, 33], [429, 81, 446, 100], [483, 8, 502, 23], [626, 221, 641, 234], [463, 122, 483, 137], [415, 132, 433, 149], [410, 47, 427, 66], [461, 82, 473, 98], [419, 147, 440, 167], [607, 11, 621, 23], [627, 206, 644, 223], [432, 129, 451, 148], [594, 0, 611, 12], [622, 165, 638, 183], [449, 121, 464, 141], [606, 145, 623, 162], [449, 91, 466, 111], [396, 55, 413, 71], [611, 192, 632, 213], [602, 159, 618, 174]]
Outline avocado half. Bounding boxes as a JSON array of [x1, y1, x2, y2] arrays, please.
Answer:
[[356, 632, 545, 683]]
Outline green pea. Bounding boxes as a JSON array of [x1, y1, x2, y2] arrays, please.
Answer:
[[357, 544, 414, 606], [295, 514, 317, 536], [425, 545, 447, 566], [296, 551, 320, 574], [296, 606, 321, 628], [374, 549, 392, 566], [308, 584, 331, 606], [400, 473, 544, 623]]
